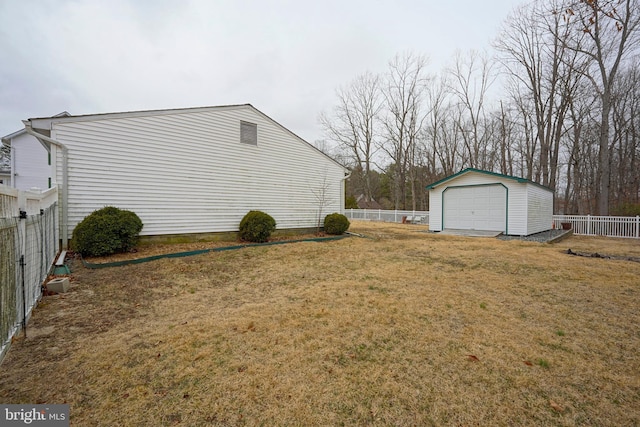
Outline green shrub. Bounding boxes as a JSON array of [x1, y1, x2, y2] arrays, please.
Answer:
[[239, 210, 276, 243], [611, 202, 640, 217], [345, 195, 358, 209], [324, 213, 350, 235], [71, 206, 143, 257]]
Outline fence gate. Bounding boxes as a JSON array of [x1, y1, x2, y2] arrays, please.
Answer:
[[0, 187, 58, 362]]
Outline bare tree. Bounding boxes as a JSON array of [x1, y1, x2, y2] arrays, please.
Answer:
[[495, 0, 588, 190], [318, 5, 640, 215], [310, 169, 335, 233], [381, 52, 429, 210], [560, 0, 640, 214], [447, 50, 496, 170], [562, 78, 599, 213], [422, 75, 450, 176], [610, 59, 640, 209], [495, 100, 515, 176], [320, 72, 382, 203]]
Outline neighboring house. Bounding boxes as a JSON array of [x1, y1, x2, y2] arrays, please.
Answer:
[[356, 194, 382, 210], [426, 168, 553, 236], [23, 104, 348, 245], [2, 112, 70, 191]]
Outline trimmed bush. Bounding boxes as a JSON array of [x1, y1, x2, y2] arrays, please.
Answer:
[[71, 206, 143, 257], [239, 210, 276, 243], [324, 213, 350, 235], [345, 195, 358, 209]]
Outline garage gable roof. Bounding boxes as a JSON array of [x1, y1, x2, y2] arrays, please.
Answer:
[[425, 168, 553, 192]]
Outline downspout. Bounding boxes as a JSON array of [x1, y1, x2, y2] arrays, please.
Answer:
[[10, 145, 16, 188], [22, 121, 69, 249], [343, 170, 351, 214]]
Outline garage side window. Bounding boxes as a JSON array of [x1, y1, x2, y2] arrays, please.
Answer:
[[240, 121, 257, 145]]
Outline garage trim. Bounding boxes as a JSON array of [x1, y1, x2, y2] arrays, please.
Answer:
[[441, 183, 508, 234]]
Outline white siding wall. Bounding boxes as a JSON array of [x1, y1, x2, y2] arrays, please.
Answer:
[[526, 183, 554, 234], [428, 189, 443, 231], [507, 183, 528, 235], [428, 171, 553, 235], [10, 132, 50, 191], [50, 106, 345, 237]]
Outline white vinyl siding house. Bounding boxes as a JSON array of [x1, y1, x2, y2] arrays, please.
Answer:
[[1, 129, 51, 191], [26, 104, 348, 242], [427, 168, 554, 236]]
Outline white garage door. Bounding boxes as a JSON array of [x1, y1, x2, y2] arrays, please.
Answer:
[[443, 185, 506, 231]]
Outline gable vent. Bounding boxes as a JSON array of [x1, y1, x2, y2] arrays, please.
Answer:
[[240, 121, 257, 145]]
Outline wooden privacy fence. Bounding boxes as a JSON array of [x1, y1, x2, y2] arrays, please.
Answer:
[[0, 186, 59, 362]]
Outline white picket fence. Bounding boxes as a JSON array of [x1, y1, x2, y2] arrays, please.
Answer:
[[344, 209, 640, 239], [0, 186, 59, 362], [553, 215, 640, 239], [344, 208, 429, 224]]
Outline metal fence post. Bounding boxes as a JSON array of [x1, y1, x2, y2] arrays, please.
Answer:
[[17, 208, 27, 338]]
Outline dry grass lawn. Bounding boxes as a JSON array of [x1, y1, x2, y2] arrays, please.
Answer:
[[1, 221, 639, 426]]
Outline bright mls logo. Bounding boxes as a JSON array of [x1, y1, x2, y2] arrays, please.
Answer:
[[1, 405, 69, 426]]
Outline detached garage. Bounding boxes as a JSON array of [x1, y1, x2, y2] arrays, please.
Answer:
[[426, 168, 554, 236]]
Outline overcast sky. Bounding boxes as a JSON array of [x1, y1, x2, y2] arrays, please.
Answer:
[[0, 0, 525, 143]]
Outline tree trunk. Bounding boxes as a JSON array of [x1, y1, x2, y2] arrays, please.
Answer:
[[597, 96, 611, 215]]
